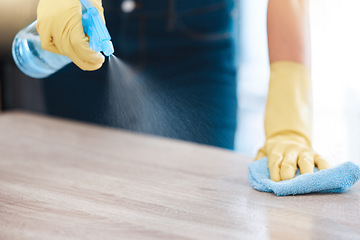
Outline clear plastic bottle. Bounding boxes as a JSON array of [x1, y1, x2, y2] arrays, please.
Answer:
[[12, 21, 72, 79]]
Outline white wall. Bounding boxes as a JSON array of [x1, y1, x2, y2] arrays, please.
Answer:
[[235, 0, 268, 155], [310, 0, 360, 165]]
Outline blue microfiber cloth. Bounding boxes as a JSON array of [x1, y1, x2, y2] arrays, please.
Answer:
[[248, 157, 360, 196]]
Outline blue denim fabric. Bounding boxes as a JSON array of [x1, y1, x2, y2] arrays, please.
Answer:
[[42, 0, 238, 149]]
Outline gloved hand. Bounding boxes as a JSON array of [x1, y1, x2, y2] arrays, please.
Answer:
[[37, 0, 105, 70], [255, 61, 330, 182]]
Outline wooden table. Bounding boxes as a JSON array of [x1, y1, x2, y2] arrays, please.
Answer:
[[0, 112, 359, 240]]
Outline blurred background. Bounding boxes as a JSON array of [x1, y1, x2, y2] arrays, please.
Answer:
[[236, 0, 360, 165], [0, 0, 359, 165]]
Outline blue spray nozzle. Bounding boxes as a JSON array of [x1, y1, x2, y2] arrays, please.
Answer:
[[80, 0, 114, 56]]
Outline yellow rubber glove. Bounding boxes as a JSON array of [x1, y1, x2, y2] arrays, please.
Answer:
[[37, 0, 105, 70], [255, 61, 330, 182]]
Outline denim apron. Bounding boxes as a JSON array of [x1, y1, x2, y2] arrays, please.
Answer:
[[42, 0, 238, 149]]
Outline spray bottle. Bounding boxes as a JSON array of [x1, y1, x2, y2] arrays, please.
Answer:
[[12, 0, 114, 79]]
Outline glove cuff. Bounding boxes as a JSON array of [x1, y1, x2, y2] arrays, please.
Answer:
[[264, 61, 313, 146]]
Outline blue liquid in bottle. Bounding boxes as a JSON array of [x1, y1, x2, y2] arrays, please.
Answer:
[[12, 21, 71, 79]]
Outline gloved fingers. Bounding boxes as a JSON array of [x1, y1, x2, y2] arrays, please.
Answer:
[[41, 38, 62, 55], [36, 21, 62, 55], [36, 0, 106, 70], [66, 20, 105, 70], [280, 151, 298, 181], [298, 151, 315, 174], [314, 154, 330, 170], [268, 152, 283, 182], [254, 146, 266, 161]]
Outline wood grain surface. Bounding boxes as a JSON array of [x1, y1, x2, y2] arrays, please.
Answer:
[[0, 112, 359, 240]]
